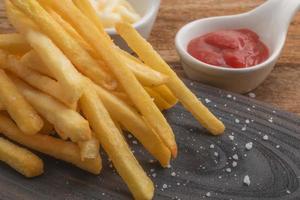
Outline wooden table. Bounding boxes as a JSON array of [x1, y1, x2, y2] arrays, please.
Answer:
[[0, 0, 299, 115]]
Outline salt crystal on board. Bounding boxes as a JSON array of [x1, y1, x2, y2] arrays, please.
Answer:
[[232, 154, 239, 160], [263, 135, 269, 140], [248, 93, 256, 98], [245, 142, 253, 150], [243, 175, 251, 186]]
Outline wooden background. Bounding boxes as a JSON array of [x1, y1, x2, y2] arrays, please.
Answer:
[[0, 0, 299, 114]]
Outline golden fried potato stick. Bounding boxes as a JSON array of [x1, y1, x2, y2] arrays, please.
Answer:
[[0, 69, 43, 135], [48, 9, 101, 61], [10, 75, 91, 142], [43, 0, 177, 158], [78, 133, 100, 161], [0, 137, 43, 178], [0, 114, 101, 174], [153, 85, 178, 107], [0, 33, 31, 55], [7, 0, 117, 91], [0, 50, 74, 106], [116, 22, 225, 135], [5, 3, 84, 105], [21, 50, 54, 79], [144, 87, 173, 111], [79, 84, 154, 200], [93, 83, 171, 167]]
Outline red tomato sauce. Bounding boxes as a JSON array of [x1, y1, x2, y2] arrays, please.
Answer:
[[187, 29, 269, 68]]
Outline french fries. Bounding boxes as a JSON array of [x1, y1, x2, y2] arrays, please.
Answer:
[[8, 0, 117, 91], [0, 137, 43, 177], [11, 76, 91, 142], [0, 33, 30, 54], [0, 69, 43, 135], [44, 0, 177, 158], [116, 22, 225, 135], [0, 114, 101, 174], [79, 83, 154, 200], [0, 50, 73, 106], [93, 83, 171, 167], [0, 0, 225, 198]]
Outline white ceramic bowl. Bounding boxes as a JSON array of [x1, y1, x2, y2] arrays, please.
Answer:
[[105, 0, 161, 51], [174, 0, 296, 94]]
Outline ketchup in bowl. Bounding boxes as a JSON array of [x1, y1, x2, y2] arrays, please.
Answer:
[[187, 29, 269, 68]]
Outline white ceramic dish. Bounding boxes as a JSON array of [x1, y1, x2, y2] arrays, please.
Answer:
[[175, 0, 300, 93], [105, 0, 161, 51]]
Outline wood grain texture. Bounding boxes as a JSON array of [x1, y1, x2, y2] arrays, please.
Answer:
[[0, 0, 299, 114], [0, 79, 300, 200]]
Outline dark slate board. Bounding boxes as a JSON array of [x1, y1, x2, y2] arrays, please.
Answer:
[[0, 80, 300, 200]]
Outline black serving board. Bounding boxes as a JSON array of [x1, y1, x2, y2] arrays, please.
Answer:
[[0, 79, 300, 200]]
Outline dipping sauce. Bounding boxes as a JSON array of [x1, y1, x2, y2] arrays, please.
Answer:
[[187, 29, 269, 68]]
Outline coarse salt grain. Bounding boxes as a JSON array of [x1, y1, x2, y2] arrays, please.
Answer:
[[243, 175, 251, 186], [235, 119, 240, 123], [245, 142, 253, 150], [232, 161, 237, 167], [276, 145, 280, 149], [214, 152, 219, 157], [227, 94, 232, 98], [162, 184, 168, 189], [232, 154, 239, 160], [226, 168, 232, 173], [245, 119, 250, 124], [205, 98, 211, 103], [206, 192, 211, 197], [263, 135, 269, 140], [229, 135, 235, 140], [171, 172, 176, 177], [210, 144, 215, 149], [248, 93, 256, 98]]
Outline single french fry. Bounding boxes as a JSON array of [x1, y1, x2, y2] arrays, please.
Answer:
[[145, 87, 173, 110], [153, 85, 178, 107], [78, 134, 100, 161], [73, 0, 110, 40], [118, 49, 169, 87], [116, 22, 225, 135], [0, 137, 43, 178], [45, 0, 177, 158], [10, 75, 91, 142], [0, 33, 31, 55], [0, 114, 101, 174], [6, 3, 85, 105], [0, 69, 43, 135], [0, 50, 74, 106], [8, 0, 117, 91], [21, 50, 54, 79], [93, 83, 171, 167], [79, 83, 154, 200]]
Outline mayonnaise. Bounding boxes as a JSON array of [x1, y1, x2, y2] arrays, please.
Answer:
[[90, 0, 141, 28]]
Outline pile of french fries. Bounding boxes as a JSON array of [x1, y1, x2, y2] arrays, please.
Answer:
[[0, 0, 225, 199]]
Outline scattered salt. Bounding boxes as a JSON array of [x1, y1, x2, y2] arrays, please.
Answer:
[[210, 144, 215, 149], [242, 126, 247, 131], [235, 119, 240, 123], [162, 184, 168, 189], [243, 175, 251, 186], [268, 118, 273, 123], [228, 135, 235, 140], [276, 145, 280, 149], [245, 142, 253, 150], [171, 172, 176, 177], [127, 134, 133, 139], [232, 161, 237, 167], [226, 168, 232, 173], [263, 135, 269, 140], [245, 119, 250, 124], [214, 152, 219, 157], [206, 192, 211, 197], [152, 173, 156, 178], [227, 94, 232, 98], [286, 190, 291, 194], [232, 154, 239, 160], [205, 98, 211, 103], [132, 140, 138, 144], [248, 93, 256, 98]]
